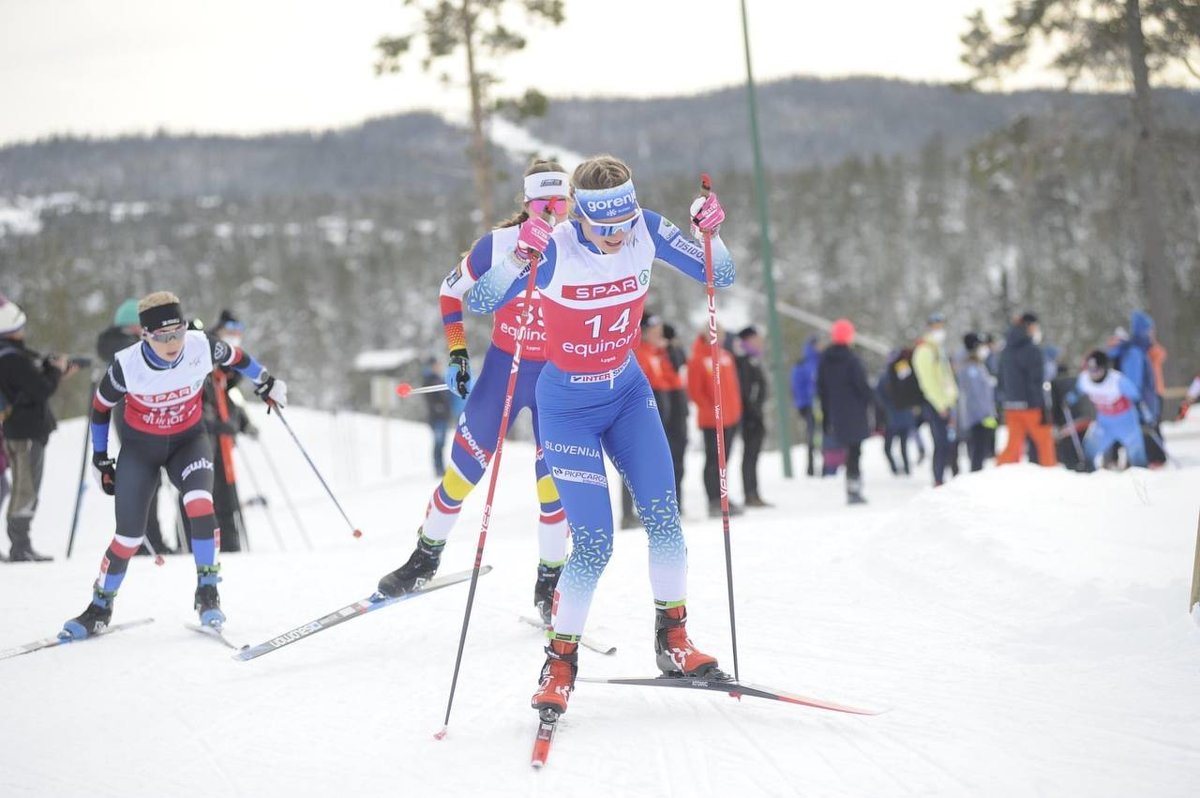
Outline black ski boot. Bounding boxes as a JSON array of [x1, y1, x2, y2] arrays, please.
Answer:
[[377, 533, 444, 597], [533, 563, 562, 626], [61, 588, 116, 639], [846, 478, 868, 505], [195, 565, 225, 627]]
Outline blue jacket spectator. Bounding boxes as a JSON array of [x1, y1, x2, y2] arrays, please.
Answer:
[[1108, 310, 1159, 421], [790, 337, 819, 410]]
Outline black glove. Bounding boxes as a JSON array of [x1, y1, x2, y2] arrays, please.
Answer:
[[212, 419, 239, 437], [254, 373, 288, 412], [446, 348, 474, 399], [92, 451, 116, 496]]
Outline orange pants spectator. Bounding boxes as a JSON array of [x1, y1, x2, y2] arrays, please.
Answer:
[[997, 408, 1058, 466]]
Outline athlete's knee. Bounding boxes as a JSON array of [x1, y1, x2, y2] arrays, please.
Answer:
[[440, 466, 477, 503], [568, 522, 614, 569], [182, 489, 215, 519], [108, 533, 145, 559]]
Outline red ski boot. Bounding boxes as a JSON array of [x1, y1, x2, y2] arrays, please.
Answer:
[[655, 605, 726, 679], [531, 639, 578, 714]]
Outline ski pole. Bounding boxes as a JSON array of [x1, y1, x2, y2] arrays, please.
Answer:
[[1061, 403, 1087, 471], [698, 172, 741, 682], [235, 446, 286, 551], [140, 532, 166, 567], [395, 383, 449, 398], [436, 205, 553, 740], [66, 376, 98, 558], [269, 405, 361, 539], [253, 436, 314, 551]]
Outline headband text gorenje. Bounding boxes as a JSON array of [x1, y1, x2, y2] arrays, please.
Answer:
[[574, 180, 639, 222]]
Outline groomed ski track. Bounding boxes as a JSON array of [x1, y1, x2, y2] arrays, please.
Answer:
[[2, 408, 1198, 797]]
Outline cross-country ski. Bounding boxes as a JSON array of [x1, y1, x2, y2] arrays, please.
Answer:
[[0, 618, 156, 661], [185, 622, 246, 651], [235, 566, 491, 661], [576, 674, 880, 715]]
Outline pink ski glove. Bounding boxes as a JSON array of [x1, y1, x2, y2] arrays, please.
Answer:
[[514, 216, 554, 263], [689, 193, 725, 238]]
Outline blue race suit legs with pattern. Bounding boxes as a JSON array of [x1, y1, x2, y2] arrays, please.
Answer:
[[536, 356, 687, 638]]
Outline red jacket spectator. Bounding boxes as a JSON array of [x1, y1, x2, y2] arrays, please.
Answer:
[[687, 333, 742, 429], [636, 338, 683, 393]]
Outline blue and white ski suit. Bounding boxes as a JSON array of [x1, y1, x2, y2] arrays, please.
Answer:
[[1072, 369, 1147, 467], [467, 211, 734, 639]]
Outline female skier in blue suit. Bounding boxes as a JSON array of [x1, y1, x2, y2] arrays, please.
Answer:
[[466, 155, 734, 714]]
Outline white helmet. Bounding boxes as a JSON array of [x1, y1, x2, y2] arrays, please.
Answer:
[[0, 297, 26, 336]]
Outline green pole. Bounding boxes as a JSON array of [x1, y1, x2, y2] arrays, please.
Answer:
[[740, 0, 793, 478]]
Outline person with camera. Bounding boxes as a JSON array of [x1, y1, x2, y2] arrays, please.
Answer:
[[0, 296, 82, 561]]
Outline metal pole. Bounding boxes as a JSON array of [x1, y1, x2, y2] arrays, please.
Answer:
[[740, 0, 793, 478], [1190, 509, 1199, 615]]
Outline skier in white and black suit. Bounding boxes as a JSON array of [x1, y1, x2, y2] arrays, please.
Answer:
[[61, 292, 287, 639]]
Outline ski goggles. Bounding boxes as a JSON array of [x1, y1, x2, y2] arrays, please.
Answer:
[[144, 324, 187, 344], [528, 197, 567, 217], [582, 212, 640, 237], [574, 180, 641, 236]]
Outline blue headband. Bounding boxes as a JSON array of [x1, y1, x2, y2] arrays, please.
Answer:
[[574, 180, 639, 223]]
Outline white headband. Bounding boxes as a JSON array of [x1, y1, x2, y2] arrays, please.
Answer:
[[524, 172, 570, 200]]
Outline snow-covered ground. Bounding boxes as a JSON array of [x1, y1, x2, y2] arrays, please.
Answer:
[[2, 407, 1199, 797]]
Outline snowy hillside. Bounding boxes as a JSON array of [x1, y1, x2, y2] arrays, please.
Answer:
[[2, 407, 1199, 797]]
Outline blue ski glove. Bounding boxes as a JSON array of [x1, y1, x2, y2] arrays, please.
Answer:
[[446, 349, 474, 399]]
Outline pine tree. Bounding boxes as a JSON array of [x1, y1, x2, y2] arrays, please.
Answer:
[[374, 0, 566, 230], [961, 0, 1200, 380]]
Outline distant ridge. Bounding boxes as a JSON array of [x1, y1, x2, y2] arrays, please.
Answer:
[[1, 75, 1197, 198]]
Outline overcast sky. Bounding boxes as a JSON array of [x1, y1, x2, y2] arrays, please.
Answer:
[[0, 0, 1179, 145]]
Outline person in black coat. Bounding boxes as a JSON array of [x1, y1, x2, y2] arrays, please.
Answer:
[[816, 319, 872, 504], [422, 357, 454, 477], [0, 297, 81, 560], [996, 312, 1058, 467], [734, 326, 771, 507], [661, 323, 690, 515]]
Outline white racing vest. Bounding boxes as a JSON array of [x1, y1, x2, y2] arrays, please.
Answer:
[[1077, 370, 1134, 417], [114, 331, 214, 434], [539, 219, 653, 372]]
